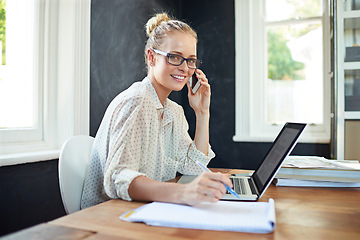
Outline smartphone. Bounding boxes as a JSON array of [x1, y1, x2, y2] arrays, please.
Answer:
[[190, 73, 201, 94]]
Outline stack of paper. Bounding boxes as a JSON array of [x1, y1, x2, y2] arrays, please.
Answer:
[[120, 199, 276, 234], [281, 156, 360, 170], [274, 156, 360, 187]]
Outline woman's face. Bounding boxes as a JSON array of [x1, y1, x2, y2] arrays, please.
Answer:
[[151, 32, 197, 95]]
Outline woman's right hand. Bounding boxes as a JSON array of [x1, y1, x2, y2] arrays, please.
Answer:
[[180, 172, 233, 206]]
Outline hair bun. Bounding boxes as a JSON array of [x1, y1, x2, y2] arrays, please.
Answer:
[[146, 13, 171, 37]]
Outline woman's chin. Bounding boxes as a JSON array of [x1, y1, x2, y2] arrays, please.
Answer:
[[173, 83, 187, 92]]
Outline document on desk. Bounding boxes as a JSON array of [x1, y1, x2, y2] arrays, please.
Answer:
[[120, 199, 275, 233]]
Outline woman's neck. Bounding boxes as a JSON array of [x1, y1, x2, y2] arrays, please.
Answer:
[[148, 74, 171, 106]]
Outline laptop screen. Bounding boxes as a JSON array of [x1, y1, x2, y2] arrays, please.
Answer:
[[252, 123, 306, 194]]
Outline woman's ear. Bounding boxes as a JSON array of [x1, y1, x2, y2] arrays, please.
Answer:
[[147, 48, 155, 67]]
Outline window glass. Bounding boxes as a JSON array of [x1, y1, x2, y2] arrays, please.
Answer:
[[0, 0, 36, 129], [343, 0, 360, 11], [265, 0, 324, 125], [344, 69, 360, 111], [266, 0, 322, 22]]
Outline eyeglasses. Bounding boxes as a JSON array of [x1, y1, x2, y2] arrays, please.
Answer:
[[152, 48, 202, 69]]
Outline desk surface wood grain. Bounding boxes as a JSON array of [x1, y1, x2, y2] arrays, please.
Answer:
[[1, 223, 94, 240], [48, 170, 360, 240]]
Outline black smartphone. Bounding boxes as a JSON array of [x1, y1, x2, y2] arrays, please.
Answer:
[[189, 73, 201, 94]]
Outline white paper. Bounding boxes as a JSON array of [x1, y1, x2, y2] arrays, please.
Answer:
[[120, 199, 275, 234], [283, 156, 360, 169]]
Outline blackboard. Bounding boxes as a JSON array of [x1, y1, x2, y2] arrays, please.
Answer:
[[90, 0, 182, 136]]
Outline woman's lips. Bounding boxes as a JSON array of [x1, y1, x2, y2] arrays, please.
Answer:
[[171, 74, 186, 82]]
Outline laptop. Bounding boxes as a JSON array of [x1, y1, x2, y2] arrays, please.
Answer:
[[178, 122, 307, 201]]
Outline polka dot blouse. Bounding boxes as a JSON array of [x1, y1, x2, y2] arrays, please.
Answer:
[[81, 77, 215, 209]]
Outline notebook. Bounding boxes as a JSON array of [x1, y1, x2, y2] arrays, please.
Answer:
[[178, 122, 307, 200], [120, 199, 276, 233]]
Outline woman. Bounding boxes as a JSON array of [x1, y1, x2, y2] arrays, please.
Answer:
[[81, 13, 232, 209]]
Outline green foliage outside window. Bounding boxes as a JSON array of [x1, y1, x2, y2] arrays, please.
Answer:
[[0, 0, 5, 65], [266, 0, 321, 81], [267, 30, 305, 80]]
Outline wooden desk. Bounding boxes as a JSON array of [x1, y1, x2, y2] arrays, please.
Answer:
[[47, 170, 360, 240], [3, 169, 360, 240]]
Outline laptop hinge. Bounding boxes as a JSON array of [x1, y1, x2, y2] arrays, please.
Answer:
[[249, 177, 260, 196]]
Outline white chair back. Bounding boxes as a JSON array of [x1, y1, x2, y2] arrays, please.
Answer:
[[58, 135, 94, 214]]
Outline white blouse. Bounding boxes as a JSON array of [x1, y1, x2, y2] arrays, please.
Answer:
[[81, 77, 215, 209]]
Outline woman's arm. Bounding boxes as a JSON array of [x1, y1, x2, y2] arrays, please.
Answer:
[[194, 112, 210, 156], [128, 172, 232, 206]]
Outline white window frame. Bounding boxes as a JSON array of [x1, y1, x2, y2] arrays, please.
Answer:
[[0, 0, 91, 166], [233, 0, 331, 143]]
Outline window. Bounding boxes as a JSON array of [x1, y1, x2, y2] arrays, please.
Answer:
[[0, 0, 90, 166], [0, 0, 44, 144], [234, 0, 331, 143]]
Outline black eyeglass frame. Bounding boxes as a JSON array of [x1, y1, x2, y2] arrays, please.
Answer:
[[151, 48, 202, 69]]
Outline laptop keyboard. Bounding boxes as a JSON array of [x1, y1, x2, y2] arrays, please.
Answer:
[[230, 178, 247, 195], [229, 178, 258, 195]]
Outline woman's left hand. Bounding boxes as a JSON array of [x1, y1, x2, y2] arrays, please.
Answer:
[[187, 69, 211, 115]]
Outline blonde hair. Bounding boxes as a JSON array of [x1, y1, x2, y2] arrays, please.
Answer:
[[144, 13, 198, 65]]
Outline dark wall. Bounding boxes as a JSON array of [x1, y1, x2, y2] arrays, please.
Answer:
[[90, 0, 331, 170], [90, 0, 183, 136], [0, 160, 66, 236]]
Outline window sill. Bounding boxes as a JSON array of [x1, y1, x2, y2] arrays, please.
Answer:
[[0, 149, 60, 167]]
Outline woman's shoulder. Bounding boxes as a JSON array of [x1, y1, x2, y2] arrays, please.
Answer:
[[113, 80, 149, 104], [103, 80, 148, 117]]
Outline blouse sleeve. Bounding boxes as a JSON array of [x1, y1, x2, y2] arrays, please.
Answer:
[[103, 98, 147, 201], [176, 107, 216, 175]]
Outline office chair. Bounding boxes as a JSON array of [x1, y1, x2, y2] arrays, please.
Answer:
[[58, 135, 94, 214]]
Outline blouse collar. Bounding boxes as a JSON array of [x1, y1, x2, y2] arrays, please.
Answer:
[[143, 77, 174, 125]]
